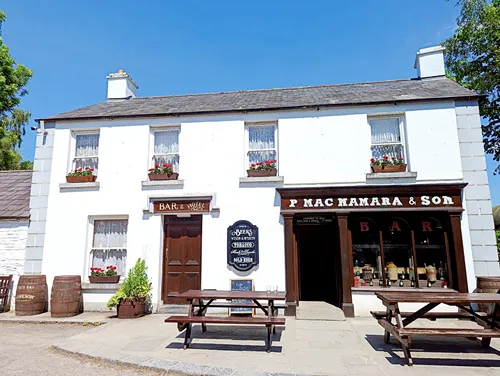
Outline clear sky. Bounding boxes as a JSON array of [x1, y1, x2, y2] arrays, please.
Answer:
[[2, 0, 498, 204]]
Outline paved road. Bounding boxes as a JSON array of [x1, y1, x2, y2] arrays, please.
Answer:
[[0, 323, 162, 376]]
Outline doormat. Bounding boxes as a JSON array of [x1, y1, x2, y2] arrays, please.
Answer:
[[296, 301, 346, 321]]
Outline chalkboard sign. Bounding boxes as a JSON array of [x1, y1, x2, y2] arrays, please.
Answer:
[[227, 220, 259, 272], [230, 278, 254, 316]]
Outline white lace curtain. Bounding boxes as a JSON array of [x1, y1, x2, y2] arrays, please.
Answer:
[[370, 118, 403, 159], [249, 126, 276, 164], [154, 130, 179, 171], [74, 134, 99, 171], [91, 220, 128, 277]]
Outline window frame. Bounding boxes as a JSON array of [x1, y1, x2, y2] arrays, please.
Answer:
[[85, 215, 129, 282], [149, 126, 181, 173], [244, 121, 278, 173], [368, 115, 407, 164], [69, 130, 100, 175]]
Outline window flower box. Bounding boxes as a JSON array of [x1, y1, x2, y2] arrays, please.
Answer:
[[247, 159, 277, 177], [66, 167, 96, 183], [89, 275, 120, 284], [148, 163, 178, 180], [370, 156, 407, 173]]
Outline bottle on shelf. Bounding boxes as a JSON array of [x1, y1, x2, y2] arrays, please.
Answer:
[[410, 278, 415, 287], [379, 279, 384, 287], [387, 279, 392, 287]]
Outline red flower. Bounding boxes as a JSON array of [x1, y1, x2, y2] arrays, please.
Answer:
[[163, 163, 168, 168], [148, 168, 155, 171], [391, 157, 396, 160], [370, 158, 375, 163], [257, 162, 264, 166], [155, 164, 160, 169], [383, 156, 389, 160], [273, 160, 277, 163], [265, 160, 271, 165], [399, 157, 404, 161], [166, 163, 172, 168], [90, 168, 94, 171]]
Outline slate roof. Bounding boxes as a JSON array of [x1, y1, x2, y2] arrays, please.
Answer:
[[0, 171, 32, 220], [40, 77, 478, 122]]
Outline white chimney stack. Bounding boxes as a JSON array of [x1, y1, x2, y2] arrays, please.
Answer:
[[106, 69, 139, 100], [414, 46, 446, 79]]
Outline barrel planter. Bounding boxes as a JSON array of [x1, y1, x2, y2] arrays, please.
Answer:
[[15, 275, 48, 316], [117, 298, 145, 319], [476, 277, 500, 316], [50, 275, 82, 318]]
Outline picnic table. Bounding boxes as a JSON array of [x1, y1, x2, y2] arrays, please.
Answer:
[[372, 291, 500, 366], [165, 289, 286, 352]]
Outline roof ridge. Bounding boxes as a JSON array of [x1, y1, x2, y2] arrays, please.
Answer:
[[135, 77, 421, 100]]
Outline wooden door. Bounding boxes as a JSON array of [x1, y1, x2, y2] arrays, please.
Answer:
[[162, 216, 202, 304]]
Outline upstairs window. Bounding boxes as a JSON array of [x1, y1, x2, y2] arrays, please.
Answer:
[[90, 219, 128, 278], [246, 123, 277, 166], [369, 117, 405, 160], [73, 133, 99, 173], [153, 129, 180, 172]]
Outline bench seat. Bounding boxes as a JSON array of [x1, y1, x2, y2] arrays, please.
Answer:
[[396, 327, 500, 338], [370, 310, 487, 320], [206, 302, 286, 309], [165, 315, 285, 352]]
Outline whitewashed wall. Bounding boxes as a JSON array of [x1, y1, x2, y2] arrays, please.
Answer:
[[38, 100, 480, 313], [0, 221, 29, 309]]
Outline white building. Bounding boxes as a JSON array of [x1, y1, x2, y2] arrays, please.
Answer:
[[27, 46, 499, 316], [0, 170, 32, 310]]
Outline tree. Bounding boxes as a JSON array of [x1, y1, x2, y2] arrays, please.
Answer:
[[0, 10, 33, 170], [444, 0, 500, 172]]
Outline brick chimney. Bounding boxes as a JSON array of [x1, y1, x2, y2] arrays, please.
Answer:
[[106, 69, 139, 100], [414, 46, 446, 79]]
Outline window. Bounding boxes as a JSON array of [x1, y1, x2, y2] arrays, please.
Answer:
[[369, 117, 405, 160], [152, 129, 180, 172], [73, 133, 99, 173], [246, 123, 277, 167], [90, 219, 128, 278]]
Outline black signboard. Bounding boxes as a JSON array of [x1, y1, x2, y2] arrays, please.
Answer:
[[227, 220, 259, 272]]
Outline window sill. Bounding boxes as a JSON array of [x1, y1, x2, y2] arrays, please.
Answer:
[[141, 179, 184, 188], [239, 176, 284, 186], [365, 171, 417, 180], [352, 286, 456, 293], [81, 282, 122, 291], [59, 182, 100, 191]]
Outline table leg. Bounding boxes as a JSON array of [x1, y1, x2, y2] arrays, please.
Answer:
[[183, 323, 192, 350], [198, 298, 207, 333], [270, 300, 277, 334], [266, 324, 272, 353], [482, 301, 499, 348], [394, 303, 413, 366], [384, 305, 393, 344]]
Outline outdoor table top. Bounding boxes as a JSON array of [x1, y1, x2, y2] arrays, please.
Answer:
[[375, 291, 500, 304], [178, 289, 286, 301]]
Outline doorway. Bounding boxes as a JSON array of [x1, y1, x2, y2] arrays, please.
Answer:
[[162, 216, 202, 304], [295, 216, 341, 307]]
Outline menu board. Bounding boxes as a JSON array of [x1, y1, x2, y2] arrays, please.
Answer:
[[230, 279, 254, 315], [227, 220, 259, 272]]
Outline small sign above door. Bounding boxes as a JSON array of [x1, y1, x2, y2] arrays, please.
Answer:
[[153, 200, 210, 214], [227, 220, 259, 272]]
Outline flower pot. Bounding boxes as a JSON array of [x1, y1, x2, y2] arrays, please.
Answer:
[[148, 173, 178, 181], [371, 164, 407, 173], [89, 275, 120, 284], [116, 298, 145, 319], [246, 169, 277, 177], [66, 175, 97, 183]]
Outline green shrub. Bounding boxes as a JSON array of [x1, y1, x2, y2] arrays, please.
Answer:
[[107, 258, 152, 308]]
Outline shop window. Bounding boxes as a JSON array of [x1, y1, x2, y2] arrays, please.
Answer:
[[369, 117, 405, 160], [352, 218, 383, 287], [90, 219, 128, 278], [152, 128, 180, 172], [246, 122, 277, 168], [72, 132, 99, 174], [382, 217, 414, 287]]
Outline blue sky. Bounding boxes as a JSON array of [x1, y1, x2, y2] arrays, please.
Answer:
[[2, 0, 498, 204]]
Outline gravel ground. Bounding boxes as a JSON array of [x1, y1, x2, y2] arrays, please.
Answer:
[[0, 323, 164, 376]]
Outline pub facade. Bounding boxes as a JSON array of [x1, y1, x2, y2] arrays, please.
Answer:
[[26, 46, 499, 316]]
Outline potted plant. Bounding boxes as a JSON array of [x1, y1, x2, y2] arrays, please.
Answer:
[[66, 167, 96, 183], [370, 156, 407, 173], [247, 159, 277, 177], [89, 265, 120, 284], [107, 258, 152, 319], [148, 163, 178, 180]]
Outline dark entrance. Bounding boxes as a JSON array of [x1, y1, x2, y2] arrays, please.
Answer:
[[294, 215, 341, 307]]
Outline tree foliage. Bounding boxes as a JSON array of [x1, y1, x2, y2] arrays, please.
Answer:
[[444, 0, 500, 172], [0, 10, 33, 170]]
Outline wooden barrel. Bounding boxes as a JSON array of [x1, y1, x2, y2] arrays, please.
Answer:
[[15, 275, 48, 316], [50, 275, 82, 318], [477, 277, 500, 315]]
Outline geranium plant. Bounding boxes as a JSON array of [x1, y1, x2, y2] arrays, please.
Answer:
[[67, 167, 94, 176], [90, 266, 117, 277], [148, 163, 174, 176], [370, 156, 404, 166], [249, 159, 277, 171]]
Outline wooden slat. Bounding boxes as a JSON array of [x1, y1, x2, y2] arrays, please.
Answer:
[[370, 310, 488, 320], [396, 328, 500, 338], [208, 302, 287, 309], [178, 290, 286, 300], [376, 292, 500, 304], [165, 315, 285, 325]]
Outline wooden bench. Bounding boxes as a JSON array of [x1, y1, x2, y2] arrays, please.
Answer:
[[165, 315, 286, 352], [0, 275, 13, 313], [371, 310, 488, 321]]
